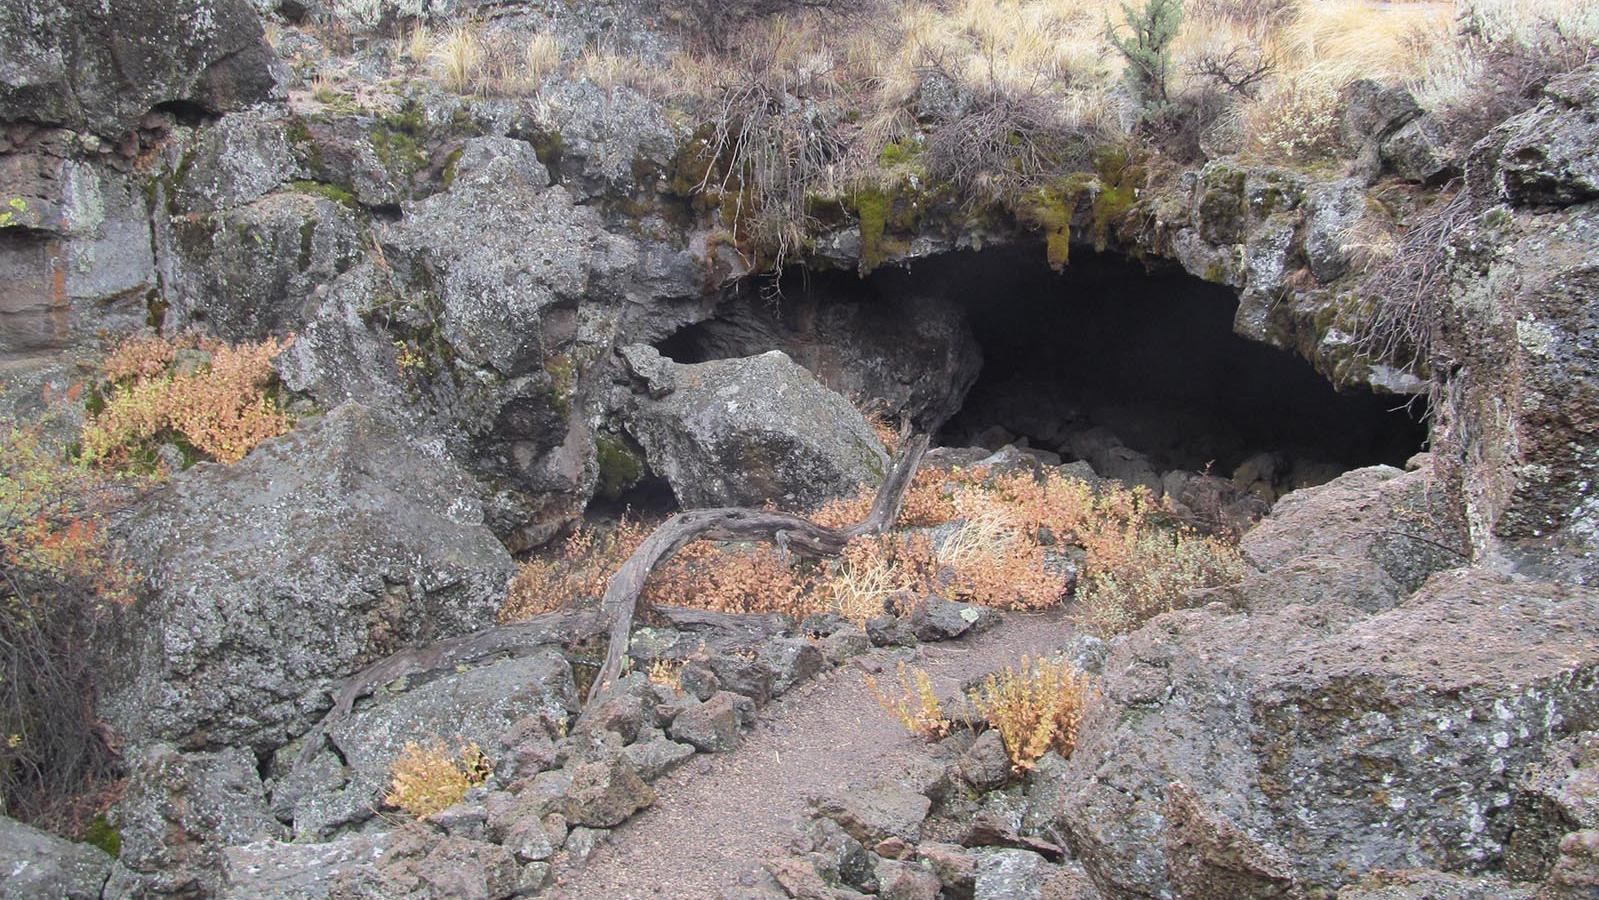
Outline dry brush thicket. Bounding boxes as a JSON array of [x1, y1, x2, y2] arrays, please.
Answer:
[[499, 466, 1244, 635]]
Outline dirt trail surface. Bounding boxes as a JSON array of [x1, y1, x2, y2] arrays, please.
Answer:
[[550, 608, 1075, 898]]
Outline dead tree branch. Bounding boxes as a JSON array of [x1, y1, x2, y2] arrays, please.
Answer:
[[584, 433, 929, 707]]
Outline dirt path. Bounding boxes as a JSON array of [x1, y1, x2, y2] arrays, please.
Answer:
[[550, 608, 1075, 899]]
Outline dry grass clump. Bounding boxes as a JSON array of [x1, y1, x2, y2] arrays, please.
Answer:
[[647, 658, 685, 694], [82, 334, 295, 469], [865, 662, 952, 740], [384, 740, 491, 818], [936, 502, 1071, 610], [970, 655, 1096, 772], [431, 24, 485, 93], [500, 516, 650, 621]]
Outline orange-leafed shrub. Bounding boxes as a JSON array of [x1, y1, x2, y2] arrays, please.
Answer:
[[385, 740, 491, 818], [645, 540, 816, 616], [500, 517, 650, 621], [970, 656, 1097, 772], [81, 334, 295, 468]]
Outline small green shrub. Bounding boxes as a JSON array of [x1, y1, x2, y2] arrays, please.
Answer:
[[1108, 0, 1185, 110]]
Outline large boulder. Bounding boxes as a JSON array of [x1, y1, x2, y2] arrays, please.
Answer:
[[1047, 569, 1599, 897], [100, 402, 516, 753], [1497, 67, 1599, 207], [622, 347, 889, 509], [164, 189, 364, 340], [1242, 464, 1465, 592], [0, 0, 279, 139], [0, 816, 112, 899]]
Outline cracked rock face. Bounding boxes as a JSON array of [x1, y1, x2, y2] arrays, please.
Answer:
[[100, 402, 516, 753]]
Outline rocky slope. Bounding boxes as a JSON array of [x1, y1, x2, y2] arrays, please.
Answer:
[[2, 1, 1599, 898]]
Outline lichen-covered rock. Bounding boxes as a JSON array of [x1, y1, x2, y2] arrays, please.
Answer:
[[1242, 464, 1465, 592], [972, 849, 1049, 900], [106, 744, 284, 898], [624, 349, 889, 509], [325, 823, 523, 900], [1497, 66, 1599, 207], [0, 816, 112, 900], [220, 832, 392, 899], [1506, 732, 1599, 880], [907, 596, 1000, 642], [0, 0, 278, 139], [281, 650, 575, 838], [168, 108, 296, 215], [164, 189, 363, 340], [101, 402, 516, 753], [1047, 569, 1599, 897], [0, 147, 157, 359], [1336, 868, 1537, 899]]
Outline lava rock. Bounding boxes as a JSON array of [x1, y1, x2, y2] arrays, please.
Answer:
[[109, 744, 284, 898], [669, 690, 754, 753], [907, 596, 1000, 642], [759, 637, 826, 696], [919, 841, 979, 900], [1507, 732, 1599, 880], [972, 849, 1049, 900], [220, 832, 393, 899], [867, 615, 916, 647], [1497, 67, 1599, 206], [563, 754, 656, 828], [0, 816, 112, 899], [958, 730, 1013, 792], [813, 782, 933, 845], [282, 649, 576, 839], [101, 403, 517, 753], [875, 857, 942, 900], [623, 349, 890, 509], [1049, 569, 1599, 897], [622, 737, 697, 781]]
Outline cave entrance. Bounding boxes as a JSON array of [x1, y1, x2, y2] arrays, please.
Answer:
[[657, 243, 1427, 502]]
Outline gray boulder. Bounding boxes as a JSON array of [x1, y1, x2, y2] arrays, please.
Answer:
[[282, 649, 576, 838], [1498, 66, 1599, 207], [624, 348, 890, 509], [1048, 569, 1599, 897], [101, 402, 516, 753], [0, 0, 278, 139], [0, 816, 112, 899], [1242, 465, 1465, 592], [320, 823, 524, 900], [164, 190, 364, 340], [1506, 732, 1599, 880], [562, 753, 656, 828], [972, 849, 1049, 900], [106, 744, 284, 898], [221, 832, 393, 900]]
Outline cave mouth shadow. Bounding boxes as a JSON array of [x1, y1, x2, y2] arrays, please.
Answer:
[[657, 243, 1427, 499]]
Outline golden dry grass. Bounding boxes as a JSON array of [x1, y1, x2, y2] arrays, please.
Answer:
[[865, 662, 953, 739], [970, 655, 1096, 772], [384, 740, 491, 818]]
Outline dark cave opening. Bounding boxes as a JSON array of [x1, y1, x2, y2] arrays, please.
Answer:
[[657, 243, 1427, 501]]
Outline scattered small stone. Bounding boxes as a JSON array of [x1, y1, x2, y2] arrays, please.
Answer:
[[670, 691, 753, 753], [564, 826, 609, 864], [973, 849, 1049, 900]]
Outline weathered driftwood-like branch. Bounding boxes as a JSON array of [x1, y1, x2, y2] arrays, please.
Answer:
[[584, 434, 929, 707], [294, 435, 927, 767]]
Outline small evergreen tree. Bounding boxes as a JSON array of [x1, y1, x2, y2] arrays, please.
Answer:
[[1107, 0, 1184, 110]]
